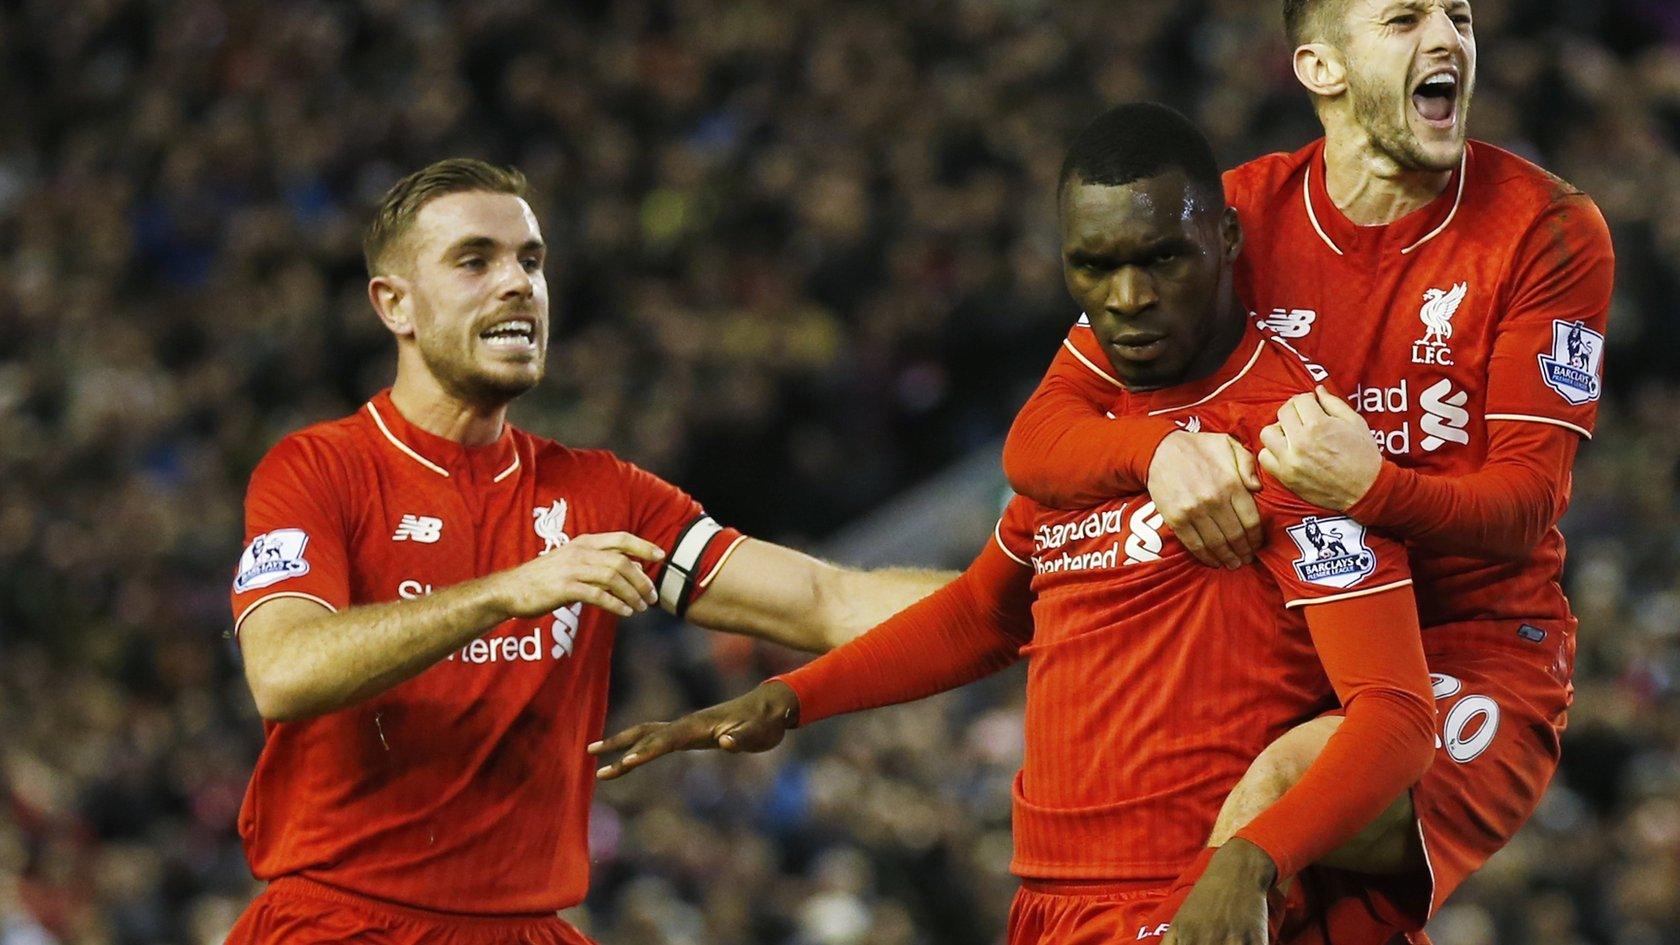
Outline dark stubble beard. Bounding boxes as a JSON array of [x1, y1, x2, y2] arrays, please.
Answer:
[[417, 331, 543, 410], [1346, 58, 1468, 174]]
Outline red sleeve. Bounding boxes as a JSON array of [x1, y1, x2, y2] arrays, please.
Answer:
[[1347, 421, 1577, 558], [618, 460, 745, 614], [1233, 586, 1435, 880], [1483, 194, 1614, 438], [1002, 328, 1179, 510], [231, 435, 354, 634], [1254, 476, 1413, 608], [772, 530, 1034, 726]]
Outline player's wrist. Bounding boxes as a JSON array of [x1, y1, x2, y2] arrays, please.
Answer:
[[1345, 460, 1402, 522], [758, 679, 802, 729], [1213, 837, 1279, 892]]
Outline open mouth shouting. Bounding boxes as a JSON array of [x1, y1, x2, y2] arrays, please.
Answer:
[[479, 317, 539, 354], [1411, 67, 1460, 130]]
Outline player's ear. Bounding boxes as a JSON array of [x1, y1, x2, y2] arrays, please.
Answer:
[[1222, 206, 1243, 261], [1293, 43, 1348, 98], [369, 274, 415, 339]]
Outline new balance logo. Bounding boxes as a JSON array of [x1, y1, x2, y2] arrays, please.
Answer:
[[392, 515, 443, 543]]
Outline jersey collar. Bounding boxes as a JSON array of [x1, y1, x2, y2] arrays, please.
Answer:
[[1126, 319, 1268, 416], [1302, 138, 1468, 257], [364, 389, 522, 483]]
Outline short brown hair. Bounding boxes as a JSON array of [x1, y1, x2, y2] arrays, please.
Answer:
[[1283, 0, 1342, 45], [363, 158, 529, 276]]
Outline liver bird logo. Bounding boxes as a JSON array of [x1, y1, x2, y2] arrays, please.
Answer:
[[1419, 282, 1467, 346], [533, 499, 570, 554]]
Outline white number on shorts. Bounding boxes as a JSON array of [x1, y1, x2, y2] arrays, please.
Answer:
[[1441, 693, 1501, 764]]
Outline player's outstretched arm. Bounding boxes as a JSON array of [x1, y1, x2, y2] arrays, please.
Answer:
[[1260, 387, 1577, 558], [240, 532, 665, 722], [1004, 344, 1263, 568], [592, 538, 1033, 779], [680, 539, 954, 652]]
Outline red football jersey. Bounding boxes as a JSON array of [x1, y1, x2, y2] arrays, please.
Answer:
[[995, 323, 1415, 881], [230, 390, 743, 914], [1044, 139, 1612, 630], [1227, 138, 1612, 627]]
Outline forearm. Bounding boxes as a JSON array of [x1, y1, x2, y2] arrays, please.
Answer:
[[1233, 690, 1435, 879], [254, 577, 511, 721], [1348, 422, 1576, 558], [1233, 588, 1436, 879], [813, 566, 957, 648], [776, 545, 1032, 724], [1002, 348, 1175, 509], [682, 538, 954, 653]]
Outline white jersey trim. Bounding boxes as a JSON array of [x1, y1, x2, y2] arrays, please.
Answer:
[[1283, 578, 1413, 609], [1401, 150, 1469, 255], [1485, 412, 1592, 439], [1146, 340, 1266, 416], [1303, 162, 1346, 256], [365, 402, 450, 478], [1302, 149, 1466, 256], [492, 454, 521, 483], [993, 521, 1032, 568], [235, 591, 339, 635], [698, 534, 750, 589], [1062, 337, 1125, 389]]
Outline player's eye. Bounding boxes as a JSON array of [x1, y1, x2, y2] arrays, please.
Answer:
[[1387, 14, 1418, 26], [521, 257, 542, 273], [459, 257, 486, 271]]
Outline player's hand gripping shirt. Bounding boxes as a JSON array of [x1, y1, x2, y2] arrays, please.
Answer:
[[1006, 139, 1614, 631], [230, 390, 743, 914], [783, 324, 1436, 883]]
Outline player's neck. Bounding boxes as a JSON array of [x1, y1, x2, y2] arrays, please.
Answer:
[[389, 366, 508, 447], [1321, 125, 1453, 226]]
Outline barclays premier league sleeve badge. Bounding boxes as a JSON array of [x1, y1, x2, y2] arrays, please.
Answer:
[[1287, 516, 1377, 589], [234, 528, 312, 592], [1538, 320, 1603, 405]]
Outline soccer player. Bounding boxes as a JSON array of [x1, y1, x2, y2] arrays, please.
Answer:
[[224, 159, 950, 945], [1001, 2, 1614, 942], [590, 103, 1438, 945]]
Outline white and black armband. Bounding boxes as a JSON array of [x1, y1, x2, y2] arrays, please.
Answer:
[[658, 515, 727, 618]]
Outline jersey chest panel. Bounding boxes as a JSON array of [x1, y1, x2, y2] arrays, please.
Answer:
[[1242, 222, 1508, 473]]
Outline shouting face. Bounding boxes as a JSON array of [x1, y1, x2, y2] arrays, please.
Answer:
[[1337, 0, 1477, 172]]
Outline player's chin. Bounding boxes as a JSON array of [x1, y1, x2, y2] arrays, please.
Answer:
[[1404, 115, 1466, 170], [470, 360, 544, 399]]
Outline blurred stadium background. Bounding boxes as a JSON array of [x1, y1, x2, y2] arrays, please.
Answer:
[[3, 0, 1679, 942]]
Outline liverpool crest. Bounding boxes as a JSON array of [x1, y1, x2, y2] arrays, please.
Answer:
[[1410, 282, 1466, 366], [533, 499, 571, 553]]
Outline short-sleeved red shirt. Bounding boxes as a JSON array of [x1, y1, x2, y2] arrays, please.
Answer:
[[993, 324, 1414, 881], [231, 390, 742, 914]]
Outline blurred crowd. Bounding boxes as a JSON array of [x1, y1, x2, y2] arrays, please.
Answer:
[[2, 0, 1678, 942]]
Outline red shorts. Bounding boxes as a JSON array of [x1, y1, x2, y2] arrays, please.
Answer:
[[226, 876, 595, 945], [1007, 879, 1176, 945], [1011, 852, 1287, 945], [1286, 618, 1573, 944]]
